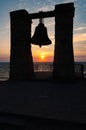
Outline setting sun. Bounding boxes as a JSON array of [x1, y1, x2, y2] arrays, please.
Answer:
[[40, 54, 45, 60]]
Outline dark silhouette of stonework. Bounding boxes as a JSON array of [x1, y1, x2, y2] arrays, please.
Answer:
[[10, 10, 34, 80], [9, 3, 75, 80], [53, 3, 75, 80]]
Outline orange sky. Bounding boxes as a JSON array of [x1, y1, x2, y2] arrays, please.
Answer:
[[33, 53, 54, 62], [31, 45, 54, 62]]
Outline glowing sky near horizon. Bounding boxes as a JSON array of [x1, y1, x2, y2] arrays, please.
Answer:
[[0, 0, 86, 62]]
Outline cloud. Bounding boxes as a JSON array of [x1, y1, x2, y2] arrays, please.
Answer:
[[18, 0, 27, 9], [73, 33, 86, 43], [46, 21, 54, 27], [4, 23, 10, 30], [38, 5, 53, 12], [74, 27, 86, 31], [37, 1, 41, 5], [47, 0, 53, 2], [74, 26, 86, 31], [63, 0, 74, 3], [74, 49, 86, 56], [74, 55, 86, 61]]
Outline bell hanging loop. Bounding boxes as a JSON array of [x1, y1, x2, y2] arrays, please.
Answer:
[[39, 17, 43, 24], [31, 17, 52, 47]]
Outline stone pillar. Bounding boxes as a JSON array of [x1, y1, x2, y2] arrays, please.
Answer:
[[53, 3, 75, 80], [10, 10, 34, 80]]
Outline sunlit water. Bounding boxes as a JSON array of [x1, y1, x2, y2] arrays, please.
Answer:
[[0, 62, 9, 81], [0, 62, 53, 81], [0, 62, 86, 81]]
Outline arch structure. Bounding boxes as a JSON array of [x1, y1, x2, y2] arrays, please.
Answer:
[[10, 3, 75, 80]]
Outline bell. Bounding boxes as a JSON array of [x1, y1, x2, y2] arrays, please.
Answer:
[[31, 19, 52, 47]]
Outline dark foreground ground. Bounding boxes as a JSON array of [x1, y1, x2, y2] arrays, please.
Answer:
[[0, 76, 86, 129]]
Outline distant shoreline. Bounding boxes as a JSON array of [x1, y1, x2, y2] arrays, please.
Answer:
[[0, 61, 86, 64]]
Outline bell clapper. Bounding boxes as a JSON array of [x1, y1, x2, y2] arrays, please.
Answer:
[[39, 45, 42, 48], [39, 17, 44, 24]]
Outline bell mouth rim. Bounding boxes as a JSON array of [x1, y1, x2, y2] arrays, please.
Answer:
[[31, 42, 52, 45]]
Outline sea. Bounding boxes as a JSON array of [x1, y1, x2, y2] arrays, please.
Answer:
[[0, 62, 53, 81], [0, 62, 86, 81]]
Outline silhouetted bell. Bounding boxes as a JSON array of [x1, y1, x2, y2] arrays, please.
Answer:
[[31, 19, 52, 47]]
